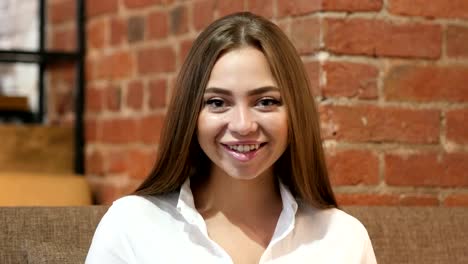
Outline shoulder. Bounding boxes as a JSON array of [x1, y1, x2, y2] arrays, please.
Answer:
[[87, 193, 183, 263], [297, 204, 371, 241], [324, 207, 369, 234], [297, 204, 376, 262], [91, 193, 183, 243], [100, 192, 179, 226]]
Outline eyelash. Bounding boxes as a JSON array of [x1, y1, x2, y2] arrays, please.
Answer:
[[204, 97, 282, 111], [257, 98, 281, 108]]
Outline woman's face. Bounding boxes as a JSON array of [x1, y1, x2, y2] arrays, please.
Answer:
[[197, 47, 288, 181]]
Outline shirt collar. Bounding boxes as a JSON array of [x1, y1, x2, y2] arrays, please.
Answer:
[[176, 177, 299, 240]]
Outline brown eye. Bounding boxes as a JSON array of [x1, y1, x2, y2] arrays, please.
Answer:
[[256, 98, 281, 109], [205, 98, 228, 112], [206, 99, 224, 107]]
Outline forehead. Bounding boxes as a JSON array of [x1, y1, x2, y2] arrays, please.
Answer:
[[206, 47, 278, 93]]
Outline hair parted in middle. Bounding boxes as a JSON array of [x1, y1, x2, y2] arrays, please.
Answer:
[[135, 12, 337, 209]]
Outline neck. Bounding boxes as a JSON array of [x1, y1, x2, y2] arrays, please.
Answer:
[[192, 166, 282, 220]]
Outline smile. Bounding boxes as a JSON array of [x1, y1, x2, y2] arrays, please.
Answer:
[[220, 142, 267, 162], [227, 144, 260, 153]]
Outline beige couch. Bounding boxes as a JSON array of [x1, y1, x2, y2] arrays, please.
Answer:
[[1, 206, 467, 263]]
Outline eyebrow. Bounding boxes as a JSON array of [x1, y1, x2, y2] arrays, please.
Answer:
[[204, 86, 280, 96]]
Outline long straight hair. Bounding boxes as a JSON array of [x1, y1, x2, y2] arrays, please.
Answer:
[[135, 12, 337, 209]]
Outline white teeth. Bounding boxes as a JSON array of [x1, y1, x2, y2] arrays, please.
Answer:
[[227, 144, 260, 153]]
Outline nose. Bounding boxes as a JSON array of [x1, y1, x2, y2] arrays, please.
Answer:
[[227, 105, 258, 136]]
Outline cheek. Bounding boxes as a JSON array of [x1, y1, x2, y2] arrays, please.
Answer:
[[262, 114, 288, 140], [197, 112, 225, 144]]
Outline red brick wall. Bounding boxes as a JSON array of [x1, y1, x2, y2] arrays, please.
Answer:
[[49, 0, 468, 206]]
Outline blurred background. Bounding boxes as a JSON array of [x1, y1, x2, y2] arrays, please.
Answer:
[[0, 0, 467, 206]]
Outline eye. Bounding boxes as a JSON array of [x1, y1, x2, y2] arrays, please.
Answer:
[[204, 98, 228, 112], [206, 98, 224, 108], [256, 97, 282, 110]]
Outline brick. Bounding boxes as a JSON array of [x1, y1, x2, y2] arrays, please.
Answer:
[[388, 0, 468, 19], [320, 105, 440, 143], [384, 65, 468, 102], [322, 61, 378, 99], [85, 118, 98, 143], [218, 0, 245, 17], [139, 114, 165, 144], [123, 0, 163, 9], [325, 149, 379, 186], [100, 118, 140, 143], [148, 79, 167, 109], [277, 0, 321, 17], [399, 195, 440, 206], [169, 5, 189, 35], [446, 109, 468, 145], [193, 0, 216, 31], [127, 149, 157, 179], [167, 76, 176, 99], [137, 47, 176, 75], [92, 182, 127, 204], [49, 0, 75, 24], [104, 85, 122, 112], [247, 0, 274, 18], [85, 85, 104, 113], [86, 0, 118, 17], [51, 27, 76, 51], [97, 50, 134, 80], [446, 153, 468, 187], [444, 194, 468, 207], [102, 148, 156, 180], [147, 10, 169, 40], [111, 18, 127, 46], [127, 16, 145, 43], [290, 17, 320, 54], [303, 61, 320, 96], [49, 62, 75, 82], [86, 58, 96, 81], [179, 38, 194, 64], [49, 64, 75, 95], [85, 150, 104, 175], [322, 0, 383, 11], [122, 180, 144, 195], [105, 148, 129, 173], [336, 193, 400, 206], [126, 80, 144, 110], [385, 152, 468, 187], [447, 25, 468, 58], [276, 20, 290, 36], [51, 89, 74, 115], [324, 18, 442, 59], [87, 19, 107, 50]]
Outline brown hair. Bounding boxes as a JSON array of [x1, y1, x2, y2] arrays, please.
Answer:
[[135, 12, 337, 209]]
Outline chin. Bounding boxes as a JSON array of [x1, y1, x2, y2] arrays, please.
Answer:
[[223, 167, 270, 181]]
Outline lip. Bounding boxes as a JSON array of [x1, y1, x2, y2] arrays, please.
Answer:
[[220, 142, 266, 162], [221, 141, 266, 146]]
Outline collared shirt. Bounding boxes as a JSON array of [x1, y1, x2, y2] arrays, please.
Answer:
[[86, 179, 377, 263]]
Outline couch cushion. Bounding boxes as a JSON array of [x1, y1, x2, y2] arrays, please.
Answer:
[[1, 206, 467, 264], [345, 206, 468, 264], [23, 240, 87, 264], [0, 206, 108, 264]]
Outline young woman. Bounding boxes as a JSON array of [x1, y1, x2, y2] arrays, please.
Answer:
[[86, 12, 377, 264]]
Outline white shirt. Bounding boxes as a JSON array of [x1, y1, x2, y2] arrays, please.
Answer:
[[86, 179, 377, 263]]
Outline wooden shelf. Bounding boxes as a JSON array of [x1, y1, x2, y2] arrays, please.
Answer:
[[0, 95, 30, 111]]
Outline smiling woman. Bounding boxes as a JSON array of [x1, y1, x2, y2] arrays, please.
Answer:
[[197, 47, 288, 181], [86, 12, 377, 264]]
